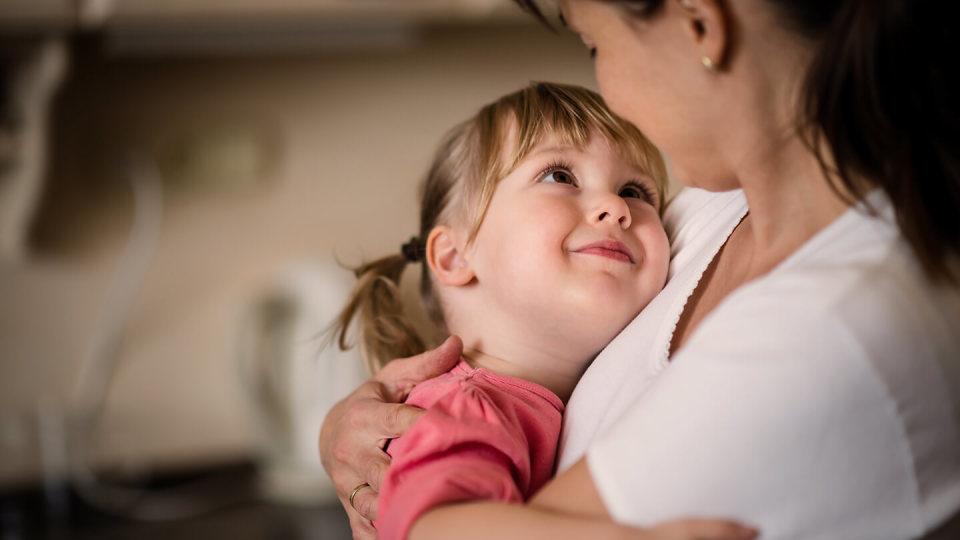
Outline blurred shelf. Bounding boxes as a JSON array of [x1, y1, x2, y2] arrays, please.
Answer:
[[107, 0, 527, 25], [1, 0, 536, 55], [0, 0, 531, 32]]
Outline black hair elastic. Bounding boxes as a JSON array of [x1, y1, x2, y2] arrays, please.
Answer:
[[401, 237, 425, 262]]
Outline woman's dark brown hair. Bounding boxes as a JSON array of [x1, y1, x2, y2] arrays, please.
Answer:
[[516, 0, 960, 283]]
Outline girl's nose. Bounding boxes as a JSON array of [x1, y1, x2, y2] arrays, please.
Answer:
[[591, 194, 632, 229]]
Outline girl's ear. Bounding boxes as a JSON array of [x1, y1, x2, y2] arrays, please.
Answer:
[[425, 225, 475, 286], [678, 0, 729, 71]]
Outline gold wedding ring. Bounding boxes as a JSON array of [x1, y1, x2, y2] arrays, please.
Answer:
[[349, 482, 371, 511]]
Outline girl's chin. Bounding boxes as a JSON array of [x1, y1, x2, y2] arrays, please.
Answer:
[[554, 323, 629, 358], [548, 302, 638, 346], [564, 281, 646, 312]]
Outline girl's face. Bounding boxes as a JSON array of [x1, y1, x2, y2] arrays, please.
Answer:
[[466, 132, 670, 355], [559, 0, 735, 190]]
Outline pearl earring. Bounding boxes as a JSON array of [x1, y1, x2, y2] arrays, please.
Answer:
[[701, 56, 716, 71]]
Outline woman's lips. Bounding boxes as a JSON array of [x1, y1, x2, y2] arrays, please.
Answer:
[[572, 240, 635, 263]]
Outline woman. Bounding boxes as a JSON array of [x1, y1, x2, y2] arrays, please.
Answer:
[[320, 0, 960, 538]]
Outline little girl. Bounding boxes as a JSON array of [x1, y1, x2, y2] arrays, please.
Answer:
[[332, 83, 753, 540]]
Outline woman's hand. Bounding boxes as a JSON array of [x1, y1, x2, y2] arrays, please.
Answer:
[[318, 336, 463, 538]]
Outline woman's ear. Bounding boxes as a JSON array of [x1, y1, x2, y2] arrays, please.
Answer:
[[425, 225, 475, 287], [678, 0, 729, 70]]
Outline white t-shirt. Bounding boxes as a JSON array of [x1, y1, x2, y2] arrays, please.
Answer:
[[560, 188, 960, 539]]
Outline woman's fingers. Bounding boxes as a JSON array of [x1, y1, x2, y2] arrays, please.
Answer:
[[363, 450, 391, 492], [318, 336, 463, 536], [334, 456, 382, 522], [319, 386, 390, 508], [347, 482, 379, 522], [375, 335, 463, 401], [374, 403, 427, 440], [645, 518, 758, 540], [345, 508, 377, 540]]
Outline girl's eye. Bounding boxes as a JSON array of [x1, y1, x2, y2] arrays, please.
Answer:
[[541, 168, 578, 186], [620, 182, 656, 205]]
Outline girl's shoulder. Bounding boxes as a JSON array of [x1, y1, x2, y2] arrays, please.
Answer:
[[388, 361, 564, 490], [404, 361, 564, 418]]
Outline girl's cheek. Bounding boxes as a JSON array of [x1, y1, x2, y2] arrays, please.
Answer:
[[636, 217, 670, 264], [650, 227, 671, 275]]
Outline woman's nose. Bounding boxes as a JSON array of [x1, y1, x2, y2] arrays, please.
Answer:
[[591, 194, 632, 229]]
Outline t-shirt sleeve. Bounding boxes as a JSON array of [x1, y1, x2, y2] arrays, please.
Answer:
[[376, 382, 531, 540], [586, 295, 920, 539]]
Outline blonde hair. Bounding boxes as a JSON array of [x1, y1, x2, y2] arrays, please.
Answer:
[[332, 82, 668, 373]]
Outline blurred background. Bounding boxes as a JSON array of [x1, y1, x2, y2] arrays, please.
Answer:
[[0, 0, 595, 537]]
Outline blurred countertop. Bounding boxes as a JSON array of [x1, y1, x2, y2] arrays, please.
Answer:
[[0, 460, 352, 540]]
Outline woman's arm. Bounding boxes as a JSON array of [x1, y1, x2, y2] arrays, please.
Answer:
[[320, 336, 756, 540], [414, 501, 626, 540], [413, 462, 756, 540]]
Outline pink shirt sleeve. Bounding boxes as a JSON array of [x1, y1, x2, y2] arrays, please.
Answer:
[[375, 381, 535, 540]]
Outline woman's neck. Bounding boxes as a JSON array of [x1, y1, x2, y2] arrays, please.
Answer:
[[668, 138, 857, 355], [732, 132, 854, 280], [714, 34, 856, 278]]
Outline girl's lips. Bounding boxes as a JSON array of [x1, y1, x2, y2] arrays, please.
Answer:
[[572, 240, 635, 263]]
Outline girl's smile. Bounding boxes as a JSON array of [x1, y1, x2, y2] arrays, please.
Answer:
[[570, 239, 635, 264]]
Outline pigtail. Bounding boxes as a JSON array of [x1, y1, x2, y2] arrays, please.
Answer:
[[332, 253, 426, 374]]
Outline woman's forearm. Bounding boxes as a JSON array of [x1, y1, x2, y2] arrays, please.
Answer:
[[410, 502, 633, 540], [410, 458, 619, 540], [408, 460, 756, 540]]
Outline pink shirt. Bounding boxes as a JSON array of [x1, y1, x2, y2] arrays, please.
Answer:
[[375, 360, 564, 540]]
